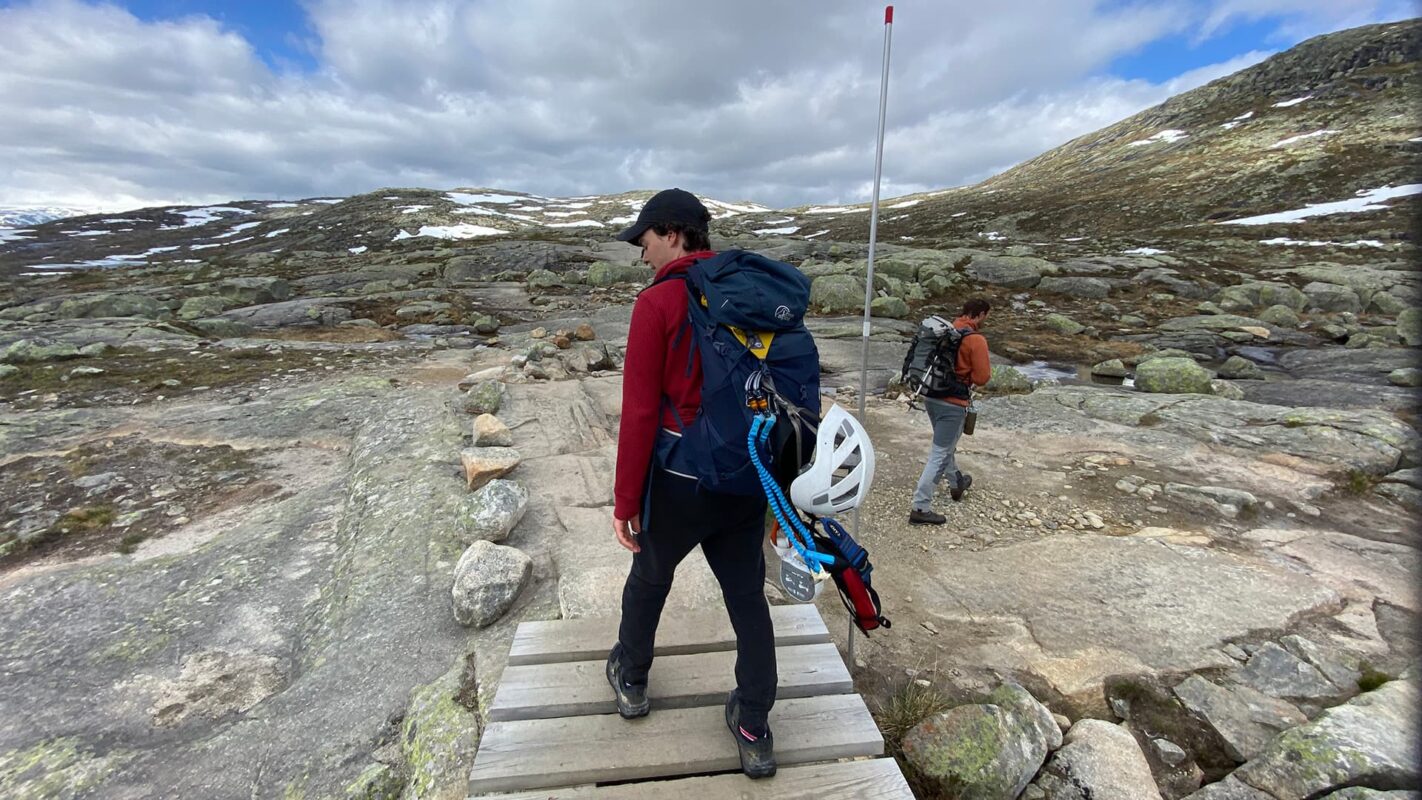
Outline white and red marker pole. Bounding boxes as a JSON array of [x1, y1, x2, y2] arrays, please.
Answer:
[[851, 4, 893, 667]]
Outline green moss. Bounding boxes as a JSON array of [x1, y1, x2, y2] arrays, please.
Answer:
[[0, 737, 130, 799], [344, 763, 404, 800], [1356, 664, 1392, 692], [116, 532, 147, 554], [400, 656, 479, 800]]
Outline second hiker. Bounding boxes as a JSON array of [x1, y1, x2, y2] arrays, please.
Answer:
[[907, 297, 992, 525]]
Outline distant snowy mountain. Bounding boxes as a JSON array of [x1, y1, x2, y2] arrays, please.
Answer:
[[0, 206, 99, 228]]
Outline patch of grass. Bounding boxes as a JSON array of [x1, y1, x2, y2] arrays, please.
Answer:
[[1338, 469, 1379, 495], [1357, 663, 1392, 693], [1138, 411, 1163, 427], [56, 504, 116, 534], [116, 532, 147, 554], [877, 680, 953, 752]]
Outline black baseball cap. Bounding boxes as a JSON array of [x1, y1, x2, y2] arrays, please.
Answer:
[[614, 188, 711, 244]]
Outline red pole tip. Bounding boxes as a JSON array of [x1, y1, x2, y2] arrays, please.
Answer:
[[885, 6, 893, 23]]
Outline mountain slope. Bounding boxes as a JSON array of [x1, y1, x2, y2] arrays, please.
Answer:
[[812, 18, 1421, 247]]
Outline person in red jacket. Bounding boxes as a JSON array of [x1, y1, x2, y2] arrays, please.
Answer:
[[605, 188, 778, 778], [909, 297, 992, 525]]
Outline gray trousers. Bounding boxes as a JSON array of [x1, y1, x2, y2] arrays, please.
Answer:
[[913, 398, 967, 510]]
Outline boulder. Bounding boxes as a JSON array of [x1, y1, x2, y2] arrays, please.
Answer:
[[459, 447, 521, 491], [1303, 282, 1362, 313], [1257, 305, 1300, 328], [450, 541, 532, 628], [456, 479, 528, 543], [1210, 379, 1246, 400], [526, 269, 562, 290], [810, 274, 866, 314], [1397, 307, 1421, 346], [1367, 291, 1409, 316], [460, 381, 503, 415], [1172, 675, 1307, 762], [966, 256, 1046, 289], [901, 682, 1060, 800], [1387, 368, 1421, 387], [1043, 314, 1087, 335], [1232, 679, 1419, 799], [586, 261, 652, 287], [56, 293, 163, 319], [1135, 358, 1214, 394], [1092, 359, 1130, 378], [0, 338, 82, 364], [1032, 719, 1163, 800], [985, 365, 1033, 394], [178, 296, 228, 320], [870, 296, 909, 319], [1039, 277, 1111, 298], [1217, 356, 1263, 380], [218, 277, 292, 306], [472, 413, 513, 446]]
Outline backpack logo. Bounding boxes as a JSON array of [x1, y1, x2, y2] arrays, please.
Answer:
[[774, 304, 793, 322]]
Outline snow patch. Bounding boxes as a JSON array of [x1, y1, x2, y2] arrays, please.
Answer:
[[1259, 237, 1387, 248], [1272, 95, 1312, 108], [753, 226, 800, 235], [349, 246, 368, 254], [1128, 129, 1188, 146], [1219, 184, 1422, 225], [1123, 247, 1165, 255], [1270, 130, 1338, 148], [167, 206, 252, 228], [400, 205, 432, 213], [886, 199, 921, 209], [393, 224, 506, 240], [980, 231, 1005, 241], [806, 206, 868, 215], [545, 220, 605, 228], [0, 229, 36, 243], [804, 230, 830, 239], [264, 228, 290, 238]]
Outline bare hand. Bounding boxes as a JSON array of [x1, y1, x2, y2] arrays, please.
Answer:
[[613, 513, 642, 553]]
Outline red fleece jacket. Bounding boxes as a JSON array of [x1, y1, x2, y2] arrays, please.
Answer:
[[613, 251, 715, 520]]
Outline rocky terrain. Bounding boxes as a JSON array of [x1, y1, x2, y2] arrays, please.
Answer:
[[1, 18, 1419, 800]]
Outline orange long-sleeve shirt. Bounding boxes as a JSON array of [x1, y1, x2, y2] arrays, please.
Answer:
[[946, 315, 991, 408]]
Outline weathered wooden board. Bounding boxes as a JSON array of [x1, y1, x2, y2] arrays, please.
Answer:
[[467, 694, 883, 795], [490, 643, 852, 722], [507, 604, 829, 666], [475, 757, 914, 799]]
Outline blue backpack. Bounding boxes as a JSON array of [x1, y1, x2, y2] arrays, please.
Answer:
[[650, 250, 821, 497]]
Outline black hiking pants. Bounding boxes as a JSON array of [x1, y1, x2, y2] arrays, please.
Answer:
[[615, 464, 776, 730]]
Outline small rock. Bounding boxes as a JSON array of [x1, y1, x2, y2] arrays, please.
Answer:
[[1152, 737, 1188, 767], [1387, 368, 1422, 387], [450, 540, 532, 628], [530, 327, 547, 339], [472, 414, 513, 447], [459, 380, 503, 415], [574, 323, 596, 341], [1217, 355, 1263, 380], [1092, 359, 1130, 378], [460, 447, 521, 491]]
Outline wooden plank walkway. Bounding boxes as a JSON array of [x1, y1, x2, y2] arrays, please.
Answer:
[[469, 605, 913, 798]]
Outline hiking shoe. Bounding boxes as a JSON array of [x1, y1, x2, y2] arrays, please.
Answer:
[[950, 472, 974, 502], [909, 508, 947, 525], [605, 648, 650, 719], [725, 692, 776, 779]]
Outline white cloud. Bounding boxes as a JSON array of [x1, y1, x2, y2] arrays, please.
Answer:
[[0, 0, 1411, 210]]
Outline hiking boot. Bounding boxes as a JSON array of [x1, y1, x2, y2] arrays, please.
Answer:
[[725, 692, 776, 779], [909, 508, 947, 525], [950, 472, 974, 502], [605, 648, 650, 719]]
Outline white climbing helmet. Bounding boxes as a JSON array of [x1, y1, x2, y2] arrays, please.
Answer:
[[790, 404, 875, 516]]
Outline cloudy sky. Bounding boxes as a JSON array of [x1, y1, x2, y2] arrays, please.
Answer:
[[0, 0, 1414, 212]]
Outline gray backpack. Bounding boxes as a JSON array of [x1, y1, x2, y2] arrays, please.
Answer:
[[900, 315, 977, 401]]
